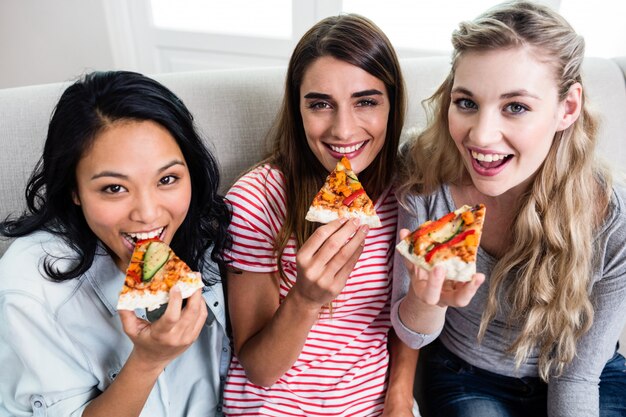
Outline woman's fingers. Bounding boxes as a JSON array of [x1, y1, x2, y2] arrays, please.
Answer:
[[412, 266, 446, 305], [298, 218, 349, 263], [187, 292, 209, 339], [440, 273, 484, 307], [119, 309, 147, 336], [155, 285, 184, 330], [330, 225, 368, 289], [398, 228, 411, 240], [175, 290, 208, 343], [303, 218, 363, 267], [294, 218, 370, 306], [325, 222, 367, 271], [409, 266, 483, 308], [179, 290, 208, 327]]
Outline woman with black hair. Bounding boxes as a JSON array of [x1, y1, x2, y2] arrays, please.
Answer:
[[0, 71, 231, 416]]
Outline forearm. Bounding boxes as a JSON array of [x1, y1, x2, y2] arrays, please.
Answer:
[[236, 289, 321, 387], [384, 329, 419, 414], [82, 350, 163, 417]]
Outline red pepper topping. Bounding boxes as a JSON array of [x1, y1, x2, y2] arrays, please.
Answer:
[[412, 212, 455, 240], [343, 188, 365, 206], [135, 237, 161, 246], [425, 229, 475, 263], [127, 269, 142, 284]]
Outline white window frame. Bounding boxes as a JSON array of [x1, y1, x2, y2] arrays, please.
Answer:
[[106, 0, 626, 75], [103, 0, 345, 73]]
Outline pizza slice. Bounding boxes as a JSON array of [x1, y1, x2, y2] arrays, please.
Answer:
[[396, 204, 486, 282], [117, 238, 204, 311], [305, 156, 381, 228]]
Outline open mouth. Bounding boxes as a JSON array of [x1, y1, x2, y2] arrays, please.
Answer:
[[471, 150, 513, 169], [122, 227, 165, 247], [326, 140, 368, 155]]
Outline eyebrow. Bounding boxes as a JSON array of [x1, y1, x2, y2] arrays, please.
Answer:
[[303, 89, 384, 100], [451, 87, 540, 100], [90, 159, 186, 180]]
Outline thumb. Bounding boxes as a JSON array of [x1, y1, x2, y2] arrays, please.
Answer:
[[399, 228, 411, 240], [119, 309, 144, 336]]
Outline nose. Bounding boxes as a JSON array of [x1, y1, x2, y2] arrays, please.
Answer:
[[129, 189, 160, 224], [330, 107, 358, 141], [468, 109, 502, 146]]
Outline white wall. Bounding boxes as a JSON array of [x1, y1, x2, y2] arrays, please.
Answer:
[[0, 0, 115, 89]]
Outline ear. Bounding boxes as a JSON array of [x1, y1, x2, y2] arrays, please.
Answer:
[[556, 82, 582, 132], [72, 190, 81, 206]]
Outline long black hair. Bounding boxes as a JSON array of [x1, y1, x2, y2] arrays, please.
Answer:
[[0, 70, 230, 282]]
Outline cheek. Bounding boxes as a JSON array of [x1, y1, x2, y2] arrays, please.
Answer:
[[447, 110, 464, 143], [373, 117, 388, 140], [79, 201, 121, 240], [302, 116, 324, 143], [519, 124, 555, 156], [171, 183, 193, 222]]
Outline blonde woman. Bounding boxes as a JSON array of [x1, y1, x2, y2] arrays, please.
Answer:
[[391, 2, 626, 417]]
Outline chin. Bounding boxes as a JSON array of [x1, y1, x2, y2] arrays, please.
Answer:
[[472, 181, 507, 198]]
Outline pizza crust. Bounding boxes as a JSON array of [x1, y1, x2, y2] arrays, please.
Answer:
[[117, 272, 204, 311], [305, 206, 382, 228]]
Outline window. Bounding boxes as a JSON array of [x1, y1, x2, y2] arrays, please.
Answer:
[[342, 0, 502, 55], [151, 0, 292, 39], [110, 0, 626, 74], [342, 0, 626, 58]]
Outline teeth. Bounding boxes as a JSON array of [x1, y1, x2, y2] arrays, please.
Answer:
[[471, 151, 509, 162], [124, 227, 164, 243], [330, 142, 365, 154]]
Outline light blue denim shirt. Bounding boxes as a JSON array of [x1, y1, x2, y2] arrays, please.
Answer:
[[0, 231, 231, 417]]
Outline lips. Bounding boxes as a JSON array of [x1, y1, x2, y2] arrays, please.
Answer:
[[121, 227, 166, 250], [326, 140, 369, 159], [469, 149, 512, 176]]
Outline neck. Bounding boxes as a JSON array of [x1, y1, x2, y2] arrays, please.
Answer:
[[450, 183, 525, 259]]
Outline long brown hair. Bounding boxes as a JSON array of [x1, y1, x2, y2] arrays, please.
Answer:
[[262, 13, 406, 285], [398, 1, 612, 380]]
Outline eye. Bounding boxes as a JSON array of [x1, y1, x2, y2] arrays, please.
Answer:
[[159, 175, 179, 186], [505, 102, 529, 114], [453, 98, 477, 110], [102, 184, 127, 194], [307, 101, 332, 110], [356, 98, 378, 107]]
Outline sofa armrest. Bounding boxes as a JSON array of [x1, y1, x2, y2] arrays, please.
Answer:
[[613, 56, 626, 81]]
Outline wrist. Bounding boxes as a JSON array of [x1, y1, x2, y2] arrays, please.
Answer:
[[126, 349, 168, 376], [406, 282, 448, 314], [384, 391, 415, 411], [384, 387, 415, 415], [285, 289, 323, 317], [399, 289, 447, 335]]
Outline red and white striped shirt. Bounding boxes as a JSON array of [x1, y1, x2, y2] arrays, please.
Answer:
[[222, 165, 398, 417]]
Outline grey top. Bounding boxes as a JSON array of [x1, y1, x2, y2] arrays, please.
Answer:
[[391, 184, 626, 417]]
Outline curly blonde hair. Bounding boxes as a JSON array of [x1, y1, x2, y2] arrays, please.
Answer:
[[397, 1, 612, 380]]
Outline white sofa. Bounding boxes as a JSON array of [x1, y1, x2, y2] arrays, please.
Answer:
[[1, 56, 625, 352]]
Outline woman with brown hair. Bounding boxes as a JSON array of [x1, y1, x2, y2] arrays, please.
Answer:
[[222, 13, 418, 416]]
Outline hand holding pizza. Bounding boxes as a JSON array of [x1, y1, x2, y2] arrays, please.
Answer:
[[396, 205, 487, 334], [119, 286, 208, 370], [396, 228, 484, 336], [293, 217, 369, 310], [399, 227, 484, 308]]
